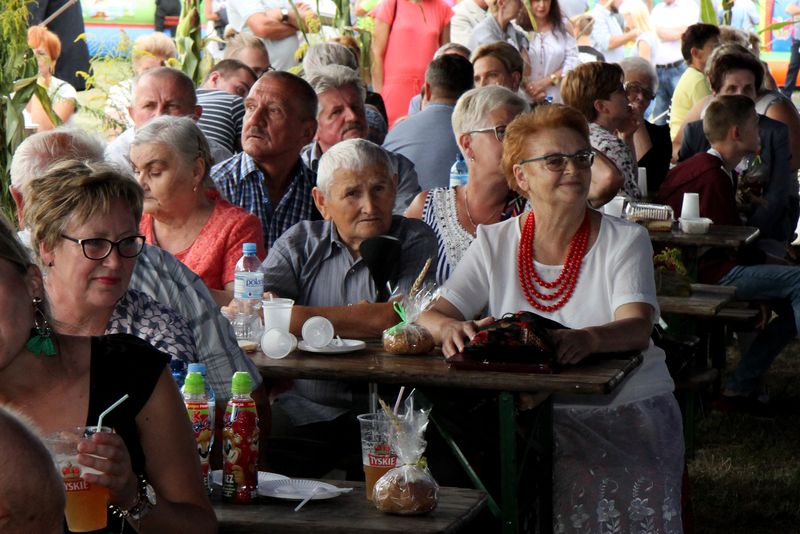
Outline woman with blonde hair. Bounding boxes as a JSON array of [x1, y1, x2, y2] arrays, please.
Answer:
[[0, 214, 217, 533], [105, 32, 179, 131], [224, 32, 272, 74], [620, 0, 658, 62], [26, 26, 77, 132]]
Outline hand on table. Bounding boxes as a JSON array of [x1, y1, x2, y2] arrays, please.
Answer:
[[440, 316, 495, 358], [550, 328, 598, 365], [77, 431, 139, 509]]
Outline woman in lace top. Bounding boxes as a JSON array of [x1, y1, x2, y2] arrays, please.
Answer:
[[518, 0, 579, 103], [405, 86, 529, 284]]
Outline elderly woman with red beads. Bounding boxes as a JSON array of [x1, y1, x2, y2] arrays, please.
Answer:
[[418, 104, 684, 533]]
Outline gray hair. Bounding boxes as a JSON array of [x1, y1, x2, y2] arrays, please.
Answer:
[[434, 42, 471, 59], [303, 42, 358, 77], [306, 65, 367, 112], [316, 138, 393, 195], [452, 86, 530, 153], [131, 115, 213, 187], [10, 127, 105, 192], [132, 66, 198, 108], [618, 57, 658, 93]]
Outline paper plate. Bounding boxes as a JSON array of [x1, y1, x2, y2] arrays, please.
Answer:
[[259, 478, 344, 500], [297, 339, 366, 354], [210, 470, 289, 494]]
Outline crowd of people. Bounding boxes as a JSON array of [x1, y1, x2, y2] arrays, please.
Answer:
[[3, 0, 800, 531]]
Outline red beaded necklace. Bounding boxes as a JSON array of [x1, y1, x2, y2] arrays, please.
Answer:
[[517, 210, 590, 312]]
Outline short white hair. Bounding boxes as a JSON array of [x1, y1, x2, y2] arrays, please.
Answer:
[[618, 56, 658, 93], [451, 86, 529, 154], [10, 127, 105, 192], [306, 65, 367, 114], [316, 139, 393, 195], [303, 42, 358, 77]]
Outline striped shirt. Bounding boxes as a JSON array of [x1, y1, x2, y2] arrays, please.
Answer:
[[211, 152, 319, 249], [130, 244, 263, 400], [197, 88, 245, 154], [261, 216, 438, 425]]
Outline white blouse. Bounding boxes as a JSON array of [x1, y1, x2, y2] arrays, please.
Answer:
[[527, 19, 579, 102]]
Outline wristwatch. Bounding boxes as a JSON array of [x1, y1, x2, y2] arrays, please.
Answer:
[[119, 477, 157, 522], [280, 7, 289, 23]]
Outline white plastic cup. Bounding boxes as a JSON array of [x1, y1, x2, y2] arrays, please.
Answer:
[[301, 316, 335, 349], [604, 196, 626, 217], [637, 167, 648, 198], [681, 193, 700, 219], [261, 298, 294, 333], [260, 328, 298, 359]]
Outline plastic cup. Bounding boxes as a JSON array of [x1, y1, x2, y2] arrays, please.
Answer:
[[357, 413, 398, 500], [301, 316, 335, 349], [261, 328, 298, 359], [637, 167, 648, 198], [44, 426, 111, 532], [604, 196, 626, 218], [261, 298, 294, 333], [681, 193, 700, 219]]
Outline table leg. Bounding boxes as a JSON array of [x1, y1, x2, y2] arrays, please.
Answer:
[[499, 391, 518, 534]]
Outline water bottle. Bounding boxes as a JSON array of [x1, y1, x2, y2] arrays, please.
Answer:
[[184, 371, 212, 494], [232, 243, 264, 342], [170, 359, 186, 389], [186, 363, 216, 457], [222, 372, 259, 504], [449, 152, 468, 187]]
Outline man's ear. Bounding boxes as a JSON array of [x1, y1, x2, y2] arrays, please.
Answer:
[[302, 119, 318, 144], [9, 186, 24, 227], [193, 105, 203, 122], [311, 186, 331, 220], [207, 71, 221, 88]]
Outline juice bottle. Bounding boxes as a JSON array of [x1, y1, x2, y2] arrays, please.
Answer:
[[222, 372, 259, 504], [183, 371, 212, 494]]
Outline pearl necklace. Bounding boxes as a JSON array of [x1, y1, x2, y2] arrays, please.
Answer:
[[517, 210, 590, 312]]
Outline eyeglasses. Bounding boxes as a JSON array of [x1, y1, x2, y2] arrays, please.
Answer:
[[61, 234, 146, 261], [519, 149, 595, 171], [260, 65, 276, 76], [624, 81, 655, 101], [468, 124, 507, 142]]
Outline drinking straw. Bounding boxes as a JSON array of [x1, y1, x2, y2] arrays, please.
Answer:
[[97, 394, 129, 429], [393, 387, 405, 414]]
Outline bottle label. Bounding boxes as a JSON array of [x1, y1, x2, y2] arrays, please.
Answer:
[[186, 400, 212, 493], [222, 400, 259, 503], [234, 272, 264, 299]]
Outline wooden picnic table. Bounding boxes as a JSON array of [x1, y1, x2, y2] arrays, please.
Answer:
[[252, 344, 642, 534], [648, 224, 760, 248], [657, 283, 737, 317], [214, 480, 488, 533]]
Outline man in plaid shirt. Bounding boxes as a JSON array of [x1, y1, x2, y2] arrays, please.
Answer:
[[212, 71, 321, 249]]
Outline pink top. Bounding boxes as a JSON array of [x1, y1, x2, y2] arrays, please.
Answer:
[[373, 0, 452, 126], [140, 191, 266, 291]]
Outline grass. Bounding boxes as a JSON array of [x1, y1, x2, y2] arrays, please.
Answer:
[[689, 343, 800, 533]]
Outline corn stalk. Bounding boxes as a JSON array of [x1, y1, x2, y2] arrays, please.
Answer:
[[174, 0, 213, 85]]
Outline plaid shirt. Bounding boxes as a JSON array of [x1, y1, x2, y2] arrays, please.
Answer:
[[211, 152, 318, 249], [129, 245, 262, 400]]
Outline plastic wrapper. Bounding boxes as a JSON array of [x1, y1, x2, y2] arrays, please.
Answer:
[[382, 282, 438, 355], [373, 394, 439, 515]]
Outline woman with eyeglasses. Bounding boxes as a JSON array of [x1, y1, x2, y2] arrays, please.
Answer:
[[0, 214, 217, 533], [405, 86, 530, 284], [561, 62, 641, 206], [418, 104, 684, 533], [23, 159, 198, 367], [620, 57, 672, 196], [130, 116, 265, 305]]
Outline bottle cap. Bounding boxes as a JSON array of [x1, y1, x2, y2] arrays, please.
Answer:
[[231, 371, 253, 395], [184, 371, 205, 395], [187, 363, 207, 376], [242, 242, 257, 255]]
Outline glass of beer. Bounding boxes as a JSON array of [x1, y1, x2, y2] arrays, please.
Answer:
[[45, 426, 111, 532], [357, 413, 398, 500]]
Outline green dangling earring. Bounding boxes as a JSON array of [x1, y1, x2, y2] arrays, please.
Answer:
[[26, 297, 57, 357]]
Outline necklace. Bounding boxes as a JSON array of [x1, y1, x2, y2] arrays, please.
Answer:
[[517, 210, 590, 312], [463, 187, 503, 230]]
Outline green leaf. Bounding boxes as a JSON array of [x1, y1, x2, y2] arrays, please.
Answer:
[[699, 0, 718, 25], [759, 19, 800, 34]]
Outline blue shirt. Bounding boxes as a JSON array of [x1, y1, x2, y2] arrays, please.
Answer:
[[211, 152, 318, 249]]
